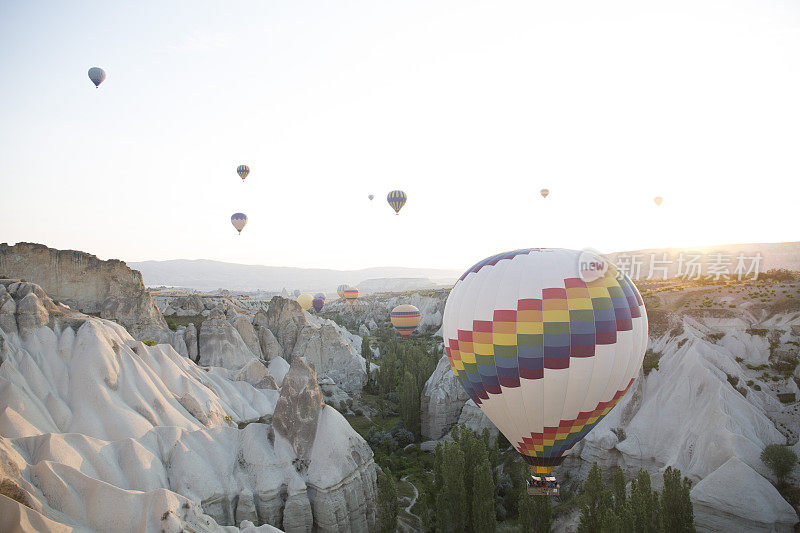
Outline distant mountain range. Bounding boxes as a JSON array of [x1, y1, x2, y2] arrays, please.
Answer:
[[128, 259, 461, 292], [130, 242, 800, 292]]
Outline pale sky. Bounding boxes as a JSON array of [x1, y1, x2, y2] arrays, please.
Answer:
[[1, 0, 799, 271]]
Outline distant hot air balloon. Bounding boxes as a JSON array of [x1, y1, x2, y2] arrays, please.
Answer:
[[654, 196, 663, 206], [540, 189, 550, 199], [312, 297, 325, 312], [391, 304, 421, 339], [237, 165, 250, 181], [231, 213, 248, 235], [88, 67, 106, 88], [368, 194, 374, 201], [293, 290, 301, 297], [297, 293, 313, 311], [387, 190, 407, 215], [337, 284, 348, 298], [314, 292, 326, 301], [343, 287, 359, 303], [442, 248, 647, 477]]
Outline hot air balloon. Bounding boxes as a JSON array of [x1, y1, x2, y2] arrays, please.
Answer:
[[343, 287, 359, 303], [314, 292, 326, 301], [88, 67, 106, 88], [442, 248, 647, 483], [368, 194, 374, 201], [237, 165, 250, 181], [297, 293, 313, 311], [391, 304, 421, 339], [337, 284, 348, 299], [293, 290, 301, 297], [540, 189, 550, 199], [387, 190, 407, 215], [312, 297, 325, 312], [231, 213, 248, 235], [654, 197, 663, 206]]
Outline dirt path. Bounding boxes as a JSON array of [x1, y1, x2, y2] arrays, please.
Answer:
[[397, 476, 422, 532]]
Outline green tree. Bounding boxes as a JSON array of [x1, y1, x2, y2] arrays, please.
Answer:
[[761, 444, 798, 485], [612, 467, 626, 514], [436, 442, 467, 532], [376, 468, 399, 533], [660, 466, 695, 532], [471, 448, 497, 532], [399, 370, 421, 437], [578, 463, 611, 533], [629, 469, 659, 533]]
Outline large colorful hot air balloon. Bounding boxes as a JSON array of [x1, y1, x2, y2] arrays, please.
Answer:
[[231, 213, 248, 234], [312, 297, 325, 312], [293, 290, 301, 297], [540, 189, 550, 198], [337, 284, 348, 298], [391, 304, 421, 339], [343, 287, 359, 303], [237, 165, 250, 181], [297, 293, 313, 311], [654, 196, 663, 206], [442, 248, 647, 476], [387, 190, 407, 214], [88, 67, 106, 88]]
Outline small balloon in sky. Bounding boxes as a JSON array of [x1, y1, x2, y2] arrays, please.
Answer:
[[237, 165, 250, 181], [368, 194, 374, 201], [231, 213, 247, 234], [88, 67, 106, 88], [654, 196, 663, 206], [387, 190, 407, 215], [343, 287, 359, 303], [540, 188, 549, 198]]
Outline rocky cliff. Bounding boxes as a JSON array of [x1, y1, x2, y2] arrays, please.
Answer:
[[0, 279, 376, 532], [0, 242, 169, 342]]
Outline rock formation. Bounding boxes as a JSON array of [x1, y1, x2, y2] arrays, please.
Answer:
[[0, 242, 168, 340], [421, 354, 470, 440], [0, 279, 376, 531], [273, 358, 325, 463]]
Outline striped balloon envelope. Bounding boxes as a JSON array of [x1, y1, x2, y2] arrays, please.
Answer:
[[343, 287, 359, 303], [391, 304, 421, 339], [337, 284, 348, 299], [231, 213, 248, 234], [442, 248, 647, 475], [237, 165, 250, 181], [312, 297, 325, 312], [386, 190, 407, 214]]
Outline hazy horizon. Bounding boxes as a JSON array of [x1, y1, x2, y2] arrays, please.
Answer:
[[2, 0, 799, 270]]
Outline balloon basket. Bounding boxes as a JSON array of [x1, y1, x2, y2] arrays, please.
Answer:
[[527, 476, 559, 496]]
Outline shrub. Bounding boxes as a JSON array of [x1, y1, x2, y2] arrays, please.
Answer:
[[726, 374, 739, 388], [761, 444, 798, 483], [747, 328, 769, 337], [777, 393, 796, 404], [735, 357, 744, 363], [143, 340, 157, 346], [642, 351, 662, 376]]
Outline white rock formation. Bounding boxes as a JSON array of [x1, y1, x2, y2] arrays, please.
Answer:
[[420, 355, 470, 440], [456, 399, 498, 439], [266, 297, 366, 395], [198, 308, 260, 370], [0, 280, 376, 532], [691, 457, 798, 532]]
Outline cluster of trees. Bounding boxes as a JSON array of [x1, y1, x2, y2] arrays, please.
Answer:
[[577, 464, 695, 533], [413, 425, 552, 532], [363, 332, 438, 438]]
